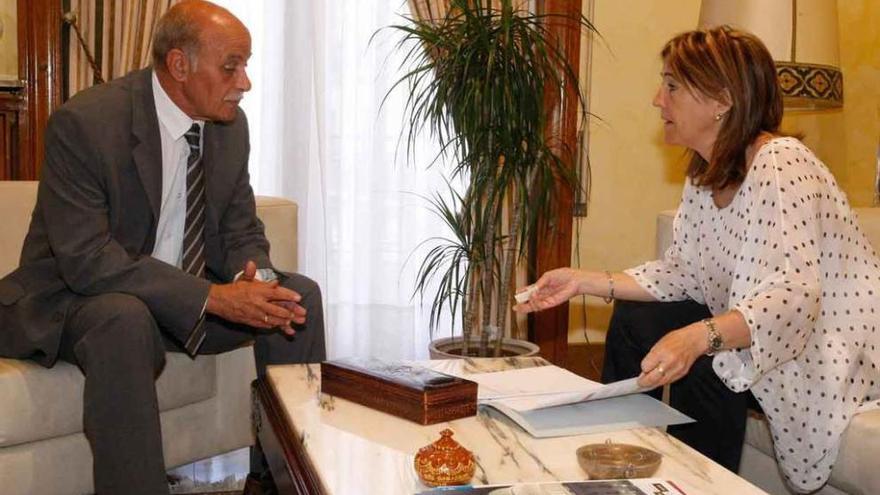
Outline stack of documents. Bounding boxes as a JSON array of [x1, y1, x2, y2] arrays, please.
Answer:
[[452, 366, 693, 438]]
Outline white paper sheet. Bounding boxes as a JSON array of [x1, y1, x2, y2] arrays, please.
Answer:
[[435, 364, 692, 438], [458, 365, 653, 412], [484, 393, 694, 438]]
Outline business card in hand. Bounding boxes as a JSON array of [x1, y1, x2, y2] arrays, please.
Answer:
[[514, 285, 538, 304]]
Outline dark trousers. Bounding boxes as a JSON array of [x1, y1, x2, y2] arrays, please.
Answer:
[[602, 299, 750, 473], [57, 272, 326, 495]]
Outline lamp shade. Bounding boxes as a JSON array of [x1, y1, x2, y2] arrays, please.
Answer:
[[699, 0, 843, 109]]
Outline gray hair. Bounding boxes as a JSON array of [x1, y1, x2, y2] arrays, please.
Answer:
[[151, 7, 201, 70]]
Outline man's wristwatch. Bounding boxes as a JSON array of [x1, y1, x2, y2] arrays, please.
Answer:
[[256, 268, 278, 282], [703, 318, 724, 356]]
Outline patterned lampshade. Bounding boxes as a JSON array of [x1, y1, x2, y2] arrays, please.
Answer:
[[699, 0, 843, 110]]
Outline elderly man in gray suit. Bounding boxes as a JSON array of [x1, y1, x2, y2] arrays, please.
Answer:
[[0, 1, 324, 493]]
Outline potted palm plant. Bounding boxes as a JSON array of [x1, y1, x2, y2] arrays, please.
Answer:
[[387, 0, 595, 357]]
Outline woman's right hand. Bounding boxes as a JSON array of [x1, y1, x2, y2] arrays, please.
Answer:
[[513, 268, 587, 313]]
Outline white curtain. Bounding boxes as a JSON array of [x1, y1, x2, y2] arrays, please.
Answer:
[[66, 0, 179, 96], [214, 0, 461, 360]]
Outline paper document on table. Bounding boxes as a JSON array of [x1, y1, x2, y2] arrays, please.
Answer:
[[484, 393, 694, 438], [564, 376, 644, 402], [439, 364, 693, 438], [464, 365, 651, 412]]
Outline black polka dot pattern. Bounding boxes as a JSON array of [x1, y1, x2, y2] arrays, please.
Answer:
[[625, 137, 880, 492]]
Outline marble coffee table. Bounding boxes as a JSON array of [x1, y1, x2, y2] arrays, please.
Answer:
[[253, 357, 769, 494]]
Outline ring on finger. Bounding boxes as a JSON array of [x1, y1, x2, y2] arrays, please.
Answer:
[[263, 314, 269, 324]]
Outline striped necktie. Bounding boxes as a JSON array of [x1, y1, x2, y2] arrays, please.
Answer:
[[182, 123, 206, 277]]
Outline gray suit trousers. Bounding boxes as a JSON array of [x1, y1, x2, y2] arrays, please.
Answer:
[[57, 273, 326, 495]]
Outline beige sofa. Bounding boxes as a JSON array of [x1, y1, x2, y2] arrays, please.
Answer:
[[657, 209, 880, 495], [0, 181, 299, 495]]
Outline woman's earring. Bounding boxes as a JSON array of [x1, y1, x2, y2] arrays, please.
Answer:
[[714, 112, 725, 121]]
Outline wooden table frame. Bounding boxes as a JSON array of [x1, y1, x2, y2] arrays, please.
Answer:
[[253, 378, 326, 495]]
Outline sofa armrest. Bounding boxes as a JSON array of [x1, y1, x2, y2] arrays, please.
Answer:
[[255, 196, 298, 273], [656, 209, 677, 259]]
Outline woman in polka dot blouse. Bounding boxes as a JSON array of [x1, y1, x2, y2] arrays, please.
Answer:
[[515, 26, 880, 493]]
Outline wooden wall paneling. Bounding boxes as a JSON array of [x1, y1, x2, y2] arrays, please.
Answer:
[[0, 90, 25, 180], [0, 107, 9, 179], [529, 0, 582, 366], [17, 0, 63, 180]]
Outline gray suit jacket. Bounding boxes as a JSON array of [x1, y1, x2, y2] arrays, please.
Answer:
[[0, 68, 273, 366]]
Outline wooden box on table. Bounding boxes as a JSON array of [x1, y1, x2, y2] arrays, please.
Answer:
[[320, 358, 478, 425]]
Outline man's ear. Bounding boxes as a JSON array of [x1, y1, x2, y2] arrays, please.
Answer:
[[165, 48, 191, 82]]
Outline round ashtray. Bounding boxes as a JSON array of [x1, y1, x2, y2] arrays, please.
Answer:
[[576, 440, 662, 479]]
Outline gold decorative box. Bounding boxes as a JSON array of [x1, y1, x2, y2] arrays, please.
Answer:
[[414, 429, 475, 487]]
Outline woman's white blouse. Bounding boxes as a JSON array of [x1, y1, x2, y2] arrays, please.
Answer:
[[626, 137, 880, 492]]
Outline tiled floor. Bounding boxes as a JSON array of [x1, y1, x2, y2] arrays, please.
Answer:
[[167, 447, 249, 494]]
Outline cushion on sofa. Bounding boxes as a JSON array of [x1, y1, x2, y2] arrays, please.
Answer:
[[255, 195, 298, 273], [0, 353, 215, 447], [830, 408, 880, 494], [853, 208, 880, 251], [743, 410, 775, 459], [0, 181, 38, 278]]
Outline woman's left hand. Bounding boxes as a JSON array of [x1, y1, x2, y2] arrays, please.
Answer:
[[637, 323, 707, 388]]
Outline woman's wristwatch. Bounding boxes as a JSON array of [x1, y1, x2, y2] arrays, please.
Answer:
[[703, 318, 724, 355]]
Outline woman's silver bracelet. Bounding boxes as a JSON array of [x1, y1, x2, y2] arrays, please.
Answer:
[[602, 270, 615, 304]]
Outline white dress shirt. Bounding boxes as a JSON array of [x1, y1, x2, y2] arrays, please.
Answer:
[[150, 70, 203, 268]]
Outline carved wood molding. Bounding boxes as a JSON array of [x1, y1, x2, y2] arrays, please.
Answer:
[[17, 0, 63, 180], [0, 92, 25, 180]]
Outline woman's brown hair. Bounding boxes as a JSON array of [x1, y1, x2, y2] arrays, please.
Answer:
[[662, 26, 783, 189]]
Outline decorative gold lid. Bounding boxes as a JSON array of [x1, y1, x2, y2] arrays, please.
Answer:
[[576, 439, 662, 479], [414, 429, 476, 487]]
